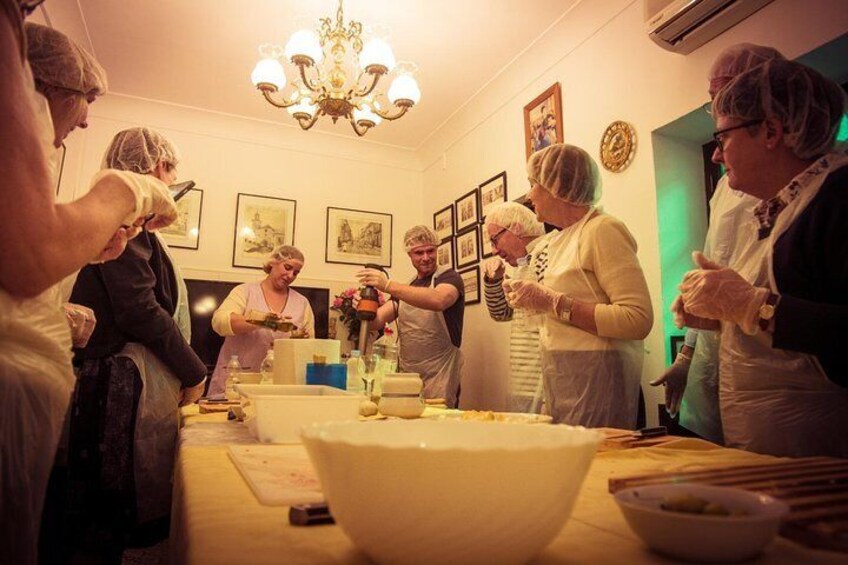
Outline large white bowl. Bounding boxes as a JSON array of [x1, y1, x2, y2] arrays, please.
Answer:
[[301, 419, 602, 565], [614, 483, 789, 562]]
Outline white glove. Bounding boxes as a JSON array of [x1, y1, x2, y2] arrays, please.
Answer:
[[670, 294, 720, 331], [64, 303, 96, 348], [504, 279, 561, 314], [679, 252, 769, 335], [92, 169, 178, 231], [482, 257, 505, 281], [649, 347, 692, 417], [356, 268, 391, 292]]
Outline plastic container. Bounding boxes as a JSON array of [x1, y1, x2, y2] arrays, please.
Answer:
[[305, 363, 347, 390], [235, 384, 362, 444], [347, 350, 365, 392], [224, 355, 242, 400], [379, 373, 425, 418], [512, 257, 543, 330], [259, 348, 274, 384]]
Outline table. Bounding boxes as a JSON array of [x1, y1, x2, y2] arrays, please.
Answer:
[[170, 409, 844, 564]]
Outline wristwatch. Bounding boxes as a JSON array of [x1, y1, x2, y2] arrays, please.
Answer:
[[758, 292, 780, 331], [557, 295, 574, 323]]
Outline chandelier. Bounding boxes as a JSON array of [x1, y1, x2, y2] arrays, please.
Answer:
[[250, 0, 421, 137]]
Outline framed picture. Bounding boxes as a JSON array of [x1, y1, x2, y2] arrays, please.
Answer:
[[458, 266, 481, 305], [433, 204, 454, 242], [325, 207, 392, 267], [161, 188, 203, 250], [232, 193, 296, 269], [455, 226, 480, 269], [669, 335, 685, 362], [523, 82, 563, 158], [437, 238, 454, 271], [479, 171, 508, 220], [455, 188, 479, 232], [480, 225, 494, 259]]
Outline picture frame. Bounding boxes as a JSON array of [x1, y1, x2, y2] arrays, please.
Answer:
[[669, 335, 685, 362], [480, 224, 494, 259], [478, 171, 508, 220], [455, 226, 480, 269], [433, 204, 455, 242], [232, 193, 296, 269], [325, 207, 392, 267], [455, 188, 480, 232], [523, 82, 564, 158], [161, 188, 204, 250], [437, 238, 454, 271], [458, 266, 481, 305]]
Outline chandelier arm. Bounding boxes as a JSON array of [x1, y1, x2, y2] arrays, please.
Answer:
[[349, 116, 373, 137], [297, 109, 323, 131], [373, 104, 410, 121], [261, 89, 297, 109], [353, 71, 382, 98], [296, 63, 323, 93]]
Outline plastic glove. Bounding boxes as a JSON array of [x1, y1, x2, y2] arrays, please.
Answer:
[[356, 268, 390, 292], [504, 280, 560, 314], [649, 349, 692, 417], [92, 169, 178, 231], [179, 378, 206, 407], [670, 294, 720, 331], [64, 303, 96, 348], [90, 225, 142, 264], [679, 251, 769, 335], [482, 257, 505, 281]]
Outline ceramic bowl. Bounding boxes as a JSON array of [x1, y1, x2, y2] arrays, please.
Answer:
[[614, 483, 789, 562], [301, 419, 602, 565]]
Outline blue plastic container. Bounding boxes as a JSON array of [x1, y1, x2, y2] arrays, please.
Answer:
[[305, 363, 347, 390]]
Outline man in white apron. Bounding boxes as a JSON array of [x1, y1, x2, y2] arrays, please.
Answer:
[[358, 226, 465, 408]]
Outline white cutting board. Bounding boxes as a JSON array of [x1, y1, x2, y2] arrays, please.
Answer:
[[227, 444, 324, 506]]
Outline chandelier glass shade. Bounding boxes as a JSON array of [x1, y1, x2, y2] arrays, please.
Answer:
[[250, 0, 420, 137]]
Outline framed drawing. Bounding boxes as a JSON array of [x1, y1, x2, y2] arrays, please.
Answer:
[[437, 238, 454, 271], [161, 188, 203, 250], [523, 82, 563, 158], [433, 204, 454, 242], [232, 193, 296, 269], [670, 335, 685, 358], [325, 207, 392, 267], [479, 171, 508, 220], [455, 226, 480, 269], [455, 188, 479, 232], [459, 266, 481, 305], [480, 225, 494, 259]]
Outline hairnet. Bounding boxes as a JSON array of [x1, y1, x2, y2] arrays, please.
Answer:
[[526, 144, 601, 205], [713, 59, 846, 160], [25, 22, 107, 96], [708, 43, 785, 82], [262, 245, 305, 274], [102, 127, 180, 174], [404, 225, 439, 252], [484, 202, 544, 237]]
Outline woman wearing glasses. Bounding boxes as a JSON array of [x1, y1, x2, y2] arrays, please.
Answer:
[[506, 144, 653, 428], [678, 58, 848, 458]]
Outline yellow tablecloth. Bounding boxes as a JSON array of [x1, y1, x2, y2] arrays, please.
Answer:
[[170, 416, 844, 564]]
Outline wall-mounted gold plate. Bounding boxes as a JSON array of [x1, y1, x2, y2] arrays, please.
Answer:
[[600, 120, 636, 172]]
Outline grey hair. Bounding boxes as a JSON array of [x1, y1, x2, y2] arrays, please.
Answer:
[[484, 201, 544, 237]]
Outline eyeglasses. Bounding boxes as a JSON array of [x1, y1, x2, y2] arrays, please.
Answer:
[[489, 227, 509, 247], [712, 119, 763, 152]]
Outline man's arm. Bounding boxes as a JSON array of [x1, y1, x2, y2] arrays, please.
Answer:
[[385, 282, 459, 312]]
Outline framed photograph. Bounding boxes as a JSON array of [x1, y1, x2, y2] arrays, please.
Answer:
[[433, 204, 455, 242], [455, 188, 480, 232], [325, 207, 392, 267], [437, 238, 454, 271], [458, 266, 481, 305], [479, 171, 508, 220], [523, 82, 563, 158], [669, 335, 685, 362], [161, 188, 204, 250], [232, 193, 296, 269], [480, 225, 494, 259], [455, 226, 480, 269]]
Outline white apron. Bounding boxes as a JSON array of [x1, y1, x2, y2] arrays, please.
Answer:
[[118, 235, 188, 524], [540, 210, 643, 428], [397, 271, 464, 408], [720, 155, 848, 458]]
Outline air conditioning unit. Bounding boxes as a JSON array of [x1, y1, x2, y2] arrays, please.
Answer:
[[645, 0, 775, 54]]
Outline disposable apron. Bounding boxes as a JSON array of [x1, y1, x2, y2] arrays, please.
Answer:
[[397, 273, 464, 408], [720, 156, 848, 458], [118, 235, 188, 524], [540, 211, 643, 429], [679, 330, 723, 444]]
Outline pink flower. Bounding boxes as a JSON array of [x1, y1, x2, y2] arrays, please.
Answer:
[[332, 298, 343, 309]]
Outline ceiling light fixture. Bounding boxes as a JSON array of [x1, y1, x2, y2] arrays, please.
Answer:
[[250, 0, 421, 137]]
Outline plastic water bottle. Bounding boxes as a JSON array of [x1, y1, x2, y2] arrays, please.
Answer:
[[225, 355, 242, 400], [347, 350, 365, 392], [259, 348, 274, 385], [512, 257, 543, 330]]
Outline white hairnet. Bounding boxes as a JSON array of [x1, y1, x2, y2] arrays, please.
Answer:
[[708, 43, 785, 82], [25, 22, 107, 96], [262, 245, 305, 274], [713, 59, 846, 160], [484, 201, 544, 237], [102, 127, 180, 174], [404, 225, 439, 252], [526, 144, 601, 205]]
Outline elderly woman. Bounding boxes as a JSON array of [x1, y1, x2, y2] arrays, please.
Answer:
[[209, 245, 315, 396], [679, 58, 848, 458], [65, 128, 206, 562], [508, 144, 653, 428]]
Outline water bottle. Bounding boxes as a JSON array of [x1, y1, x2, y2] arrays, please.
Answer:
[[259, 348, 275, 385], [512, 257, 543, 330], [346, 350, 365, 392], [225, 355, 242, 400]]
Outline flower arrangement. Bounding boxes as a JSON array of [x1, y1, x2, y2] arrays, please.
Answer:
[[331, 287, 387, 344]]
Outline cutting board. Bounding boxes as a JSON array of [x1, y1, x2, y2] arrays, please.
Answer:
[[227, 444, 324, 506]]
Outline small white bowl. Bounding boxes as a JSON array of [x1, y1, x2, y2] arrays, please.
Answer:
[[614, 483, 789, 562]]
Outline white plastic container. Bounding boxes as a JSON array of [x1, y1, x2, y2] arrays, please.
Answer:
[[236, 384, 362, 443]]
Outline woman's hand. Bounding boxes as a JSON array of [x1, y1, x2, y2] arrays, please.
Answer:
[[179, 378, 206, 407], [670, 295, 720, 331], [90, 225, 143, 263], [482, 257, 505, 281], [504, 280, 560, 313], [64, 303, 97, 348]]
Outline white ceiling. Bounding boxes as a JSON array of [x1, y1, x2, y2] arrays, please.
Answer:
[[40, 0, 579, 150]]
